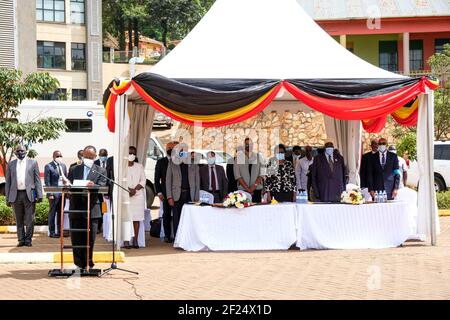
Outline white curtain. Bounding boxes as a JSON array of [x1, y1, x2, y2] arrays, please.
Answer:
[[128, 103, 155, 168], [416, 90, 440, 241], [324, 117, 362, 185]]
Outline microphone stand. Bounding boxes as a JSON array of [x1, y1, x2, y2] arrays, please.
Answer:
[[83, 164, 138, 276]]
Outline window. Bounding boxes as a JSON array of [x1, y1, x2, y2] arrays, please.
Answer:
[[36, 0, 65, 22], [435, 145, 450, 161], [410, 40, 423, 71], [435, 39, 450, 54], [37, 41, 66, 69], [70, 0, 85, 24], [72, 89, 87, 101], [71, 43, 86, 70], [379, 41, 398, 72], [65, 119, 92, 132], [39, 88, 67, 100]]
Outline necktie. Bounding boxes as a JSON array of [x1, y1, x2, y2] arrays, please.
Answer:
[[210, 166, 217, 192], [102, 161, 106, 168], [57, 163, 62, 176], [381, 153, 386, 168], [328, 155, 334, 172]]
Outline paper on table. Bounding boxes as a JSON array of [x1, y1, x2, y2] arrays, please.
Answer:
[[73, 179, 91, 187]]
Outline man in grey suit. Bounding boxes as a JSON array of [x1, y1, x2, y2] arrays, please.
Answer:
[[233, 138, 266, 203], [166, 145, 200, 237], [200, 151, 228, 203], [5, 145, 43, 247]]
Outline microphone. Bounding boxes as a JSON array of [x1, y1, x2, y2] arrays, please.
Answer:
[[83, 162, 130, 193]]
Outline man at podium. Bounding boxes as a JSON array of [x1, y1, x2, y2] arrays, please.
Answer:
[[68, 145, 107, 270]]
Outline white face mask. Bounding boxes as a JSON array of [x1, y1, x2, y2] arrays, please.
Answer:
[[275, 153, 285, 161], [207, 157, 216, 165], [379, 145, 387, 153], [128, 154, 136, 162], [55, 157, 63, 164], [83, 158, 94, 168], [325, 147, 334, 156]]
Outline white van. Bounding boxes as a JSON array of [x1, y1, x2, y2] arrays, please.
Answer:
[[407, 140, 450, 192], [0, 100, 165, 206]]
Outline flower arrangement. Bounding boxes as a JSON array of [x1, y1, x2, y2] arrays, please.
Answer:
[[223, 191, 252, 209], [340, 184, 365, 205]]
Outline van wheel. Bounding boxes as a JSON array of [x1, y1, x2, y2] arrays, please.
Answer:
[[435, 175, 446, 192], [146, 183, 156, 208]]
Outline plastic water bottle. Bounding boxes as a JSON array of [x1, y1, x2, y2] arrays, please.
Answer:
[[382, 190, 387, 203], [296, 191, 302, 204], [302, 191, 308, 204], [374, 191, 379, 203]]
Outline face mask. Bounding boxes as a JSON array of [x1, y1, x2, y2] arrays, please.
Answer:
[[100, 156, 108, 162], [207, 157, 216, 165], [55, 157, 63, 164], [83, 158, 94, 168], [325, 148, 334, 156], [16, 151, 26, 160], [275, 153, 285, 161], [179, 151, 188, 158], [128, 154, 136, 162], [379, 145, 387, 153], [293, 154, 301, 159]]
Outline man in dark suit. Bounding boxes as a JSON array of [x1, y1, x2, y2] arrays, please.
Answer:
[[155, 141, 178, 243], [94, 148, 109, 234], [200, 151, 228, 203], [311, 142, 346, 202], [368, 138, 400, 200], [360, 140, 378, 189], [44, 150, 69, 238], [68, 145, 107, 270], [5, 145, 43, 247], [69, 150, 84, 174]]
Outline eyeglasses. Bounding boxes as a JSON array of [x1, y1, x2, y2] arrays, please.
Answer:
[[378, 142, 387, 145]]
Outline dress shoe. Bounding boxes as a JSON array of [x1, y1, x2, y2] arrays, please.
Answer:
[[164, 237, 171, 243], [49, 234, 59, 238], [63, 231, 70, 238], [17, 242, 25, 247], [24, 242, 32, 247], [133, 245, 139, 249]]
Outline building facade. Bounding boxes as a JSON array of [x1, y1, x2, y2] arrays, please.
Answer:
[[0, 0, 102, 102], [300, 0, 450, 75]]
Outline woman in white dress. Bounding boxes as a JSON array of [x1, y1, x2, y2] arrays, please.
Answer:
[[125, 146, 146, 249]]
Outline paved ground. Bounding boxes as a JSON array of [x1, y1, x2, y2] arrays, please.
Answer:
[[1, 216, 449, 300]]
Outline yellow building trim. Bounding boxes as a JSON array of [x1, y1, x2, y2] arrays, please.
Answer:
[[53, 251, 125, 263], [0, 226, 8, 233], [439, 210, 450, 217]]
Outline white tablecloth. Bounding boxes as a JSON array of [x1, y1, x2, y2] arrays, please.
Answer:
[[174, 204, 297, 251], [295, 202, 411, 250]]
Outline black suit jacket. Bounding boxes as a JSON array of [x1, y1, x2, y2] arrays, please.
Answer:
[[367, 151, 400, 195], [68, 164, 107, 219], [226, 162, 238, 193], [155, 157, 169, 197], [359, 151, 373, 189], [199, 165, 228, 200], [94, 157, 114, 196], [44, 161, 68, 197]]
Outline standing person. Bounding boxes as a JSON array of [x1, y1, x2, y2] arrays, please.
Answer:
[[200, 151, 228, 203], [5, 145, 43, 247], [166, 144, 200, 238], [367, 138, 400, 200], [44, 150, 68, 238], [403, 151, 410, 169], [291, 145, 302, 168], [124, 146, 146, 249], [295, 145, 314, 193], [388, 145, 408, 188], [67, 145, 107, 270], [69, 150, 84, 174], [154, 141, 178, 243], [94, 148, 109, 234], [265, 144, 296, 202], [233, 138, 265, 203], [360, 140, 378, 189], [311, 142, 346, 202], [226, 147, 240, 193]]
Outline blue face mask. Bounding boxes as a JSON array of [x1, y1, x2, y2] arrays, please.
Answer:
[[179, 151, 188, 158], [379, 145, 387, 153], [325, 147, 334, 156], [100, 156, 108, 162], [275, 153, 285, 161]]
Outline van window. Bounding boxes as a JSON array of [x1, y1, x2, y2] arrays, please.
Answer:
[[438, 145, 450, 160], [65, 119, 92, 132], [147, 139, 163, 160]]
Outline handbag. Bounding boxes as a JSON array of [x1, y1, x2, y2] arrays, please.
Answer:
[[149, 218, 161, 238]]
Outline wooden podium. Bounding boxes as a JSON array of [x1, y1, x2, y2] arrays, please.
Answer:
[[44, 186, 109, 277]]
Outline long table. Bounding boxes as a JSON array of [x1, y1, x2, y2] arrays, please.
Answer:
[[174, 202, 411, 251]]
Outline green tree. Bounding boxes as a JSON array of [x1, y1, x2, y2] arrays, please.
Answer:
[[396, 132, 417, 161], [0, 68, 66, 174], [428, 43, 450, 140]]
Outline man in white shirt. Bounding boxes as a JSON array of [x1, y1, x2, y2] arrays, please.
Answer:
[[5, 145, 43, 247], [295, 145, 313, 191]]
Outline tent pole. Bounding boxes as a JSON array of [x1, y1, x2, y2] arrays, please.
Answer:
[[428, 91, 437, 246]]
